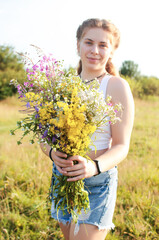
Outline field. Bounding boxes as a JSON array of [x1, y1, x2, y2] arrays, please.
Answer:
[[0, 96, 159, 240]]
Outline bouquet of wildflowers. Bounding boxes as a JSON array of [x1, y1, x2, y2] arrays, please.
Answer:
[[10, 46, 122, 222]]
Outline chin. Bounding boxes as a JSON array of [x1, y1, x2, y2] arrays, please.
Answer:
[[87, 64, 102, 72]]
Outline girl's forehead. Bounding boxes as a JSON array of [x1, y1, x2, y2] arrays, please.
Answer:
[[82, 27, 112, 43]]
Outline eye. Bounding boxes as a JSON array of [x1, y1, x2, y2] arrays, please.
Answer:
[[100, 44, 107, 48], [85, 41, 92, 45]]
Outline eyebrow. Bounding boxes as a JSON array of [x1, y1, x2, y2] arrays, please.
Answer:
[[85, 38, 108, 44]]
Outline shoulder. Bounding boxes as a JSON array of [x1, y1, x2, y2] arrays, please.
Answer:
[[108, 75, 130, 93], [107, 75, 133, 103]]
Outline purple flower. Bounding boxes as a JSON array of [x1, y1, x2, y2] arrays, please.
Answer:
[[26, 102, 31, 108], [42, 130, 48, 138], [39, 123, 42, 129], [34, 106, 39, 112], [52, 135, 57, 143], [29, 83, 34, 87], [35, 114, 39, 119]]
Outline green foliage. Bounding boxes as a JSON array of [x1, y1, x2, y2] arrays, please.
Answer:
[[0, 45, 25, 100], [120, 60, 140, 79], [123, 74, 159, 98], [139, 75, 159, 96]]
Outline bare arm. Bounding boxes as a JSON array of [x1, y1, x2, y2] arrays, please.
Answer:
[[93, 76, 135, 171]]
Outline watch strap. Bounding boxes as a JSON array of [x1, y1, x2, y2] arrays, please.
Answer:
[[49, 148, 53, 161], [93, 160, 101, 175]]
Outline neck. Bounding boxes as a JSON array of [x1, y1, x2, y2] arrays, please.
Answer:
[[80, 70, 107, 82]]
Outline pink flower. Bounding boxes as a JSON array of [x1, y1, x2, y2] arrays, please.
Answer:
[[17, 85, 21, 90], [27, 74, 31, 81], [43, 56, 47, 61], [46, 65, 49, 70], [32, 64, 39, 71], [24, 82, 29, 87]]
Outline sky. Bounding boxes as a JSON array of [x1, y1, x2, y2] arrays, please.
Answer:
[[0, 0, 159, 78]]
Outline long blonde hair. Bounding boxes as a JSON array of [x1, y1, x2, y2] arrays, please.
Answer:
[[76, 18, 120, 76]]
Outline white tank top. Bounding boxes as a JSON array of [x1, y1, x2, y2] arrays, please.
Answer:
[[89, 74, 112, 151]]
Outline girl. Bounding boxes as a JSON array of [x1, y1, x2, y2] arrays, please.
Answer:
[[41, 18, 134, 240]]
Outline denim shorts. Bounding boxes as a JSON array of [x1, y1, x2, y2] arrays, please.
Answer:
[[50, 163, 118, 235]]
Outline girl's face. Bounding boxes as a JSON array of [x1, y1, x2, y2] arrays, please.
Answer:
[[77, 28, 113, 73]]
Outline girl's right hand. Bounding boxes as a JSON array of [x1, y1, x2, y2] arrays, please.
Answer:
[[51, 150, 73, 174]]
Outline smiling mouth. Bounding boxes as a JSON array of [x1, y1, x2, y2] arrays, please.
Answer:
[[87, 57, 100, 61]]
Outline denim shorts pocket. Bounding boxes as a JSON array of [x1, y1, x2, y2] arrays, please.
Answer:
[[84, 171, 110, 187]]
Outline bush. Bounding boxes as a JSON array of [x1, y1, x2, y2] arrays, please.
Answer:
[[123, 75, 159, 98], [140, 76, 159, 96], [0, 45, 25, 100]]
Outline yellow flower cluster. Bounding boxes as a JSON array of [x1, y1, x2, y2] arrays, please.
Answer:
[[25, 92, 42, 106], [50, 87, 97, 155], [39, 102, 55, 125]]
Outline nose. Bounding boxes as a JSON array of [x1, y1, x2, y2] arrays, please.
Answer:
[[91, 44, 99, 54]]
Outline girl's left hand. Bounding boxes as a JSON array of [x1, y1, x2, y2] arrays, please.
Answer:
[[62, 155, 98, 181]]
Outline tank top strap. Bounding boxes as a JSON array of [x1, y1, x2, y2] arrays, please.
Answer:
[[99, 74, 112, 98]]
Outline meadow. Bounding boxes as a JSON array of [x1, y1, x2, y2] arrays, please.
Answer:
[[0, 96, 159, 240]]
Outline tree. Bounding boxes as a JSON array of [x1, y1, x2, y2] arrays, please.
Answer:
[[0, 45, 25, 99], [120, 60, 140, 79]]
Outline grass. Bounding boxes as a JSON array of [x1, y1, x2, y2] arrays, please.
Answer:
[[0, 96, 159, 240]]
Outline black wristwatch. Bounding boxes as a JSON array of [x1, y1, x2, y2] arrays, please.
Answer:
[[93, 160, 102, 175]]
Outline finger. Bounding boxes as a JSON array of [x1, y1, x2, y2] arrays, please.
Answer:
[[62, 163, 83, 172], [54, 157, 73, 167], [54, 162, 70, 168], [67, 155, 83, 161], [65, 169, 84, 177], [56, 165, 67, 174], [54, 161, 73, 168], [67, 174, 85, 182], [55, 151, 67, 158]]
